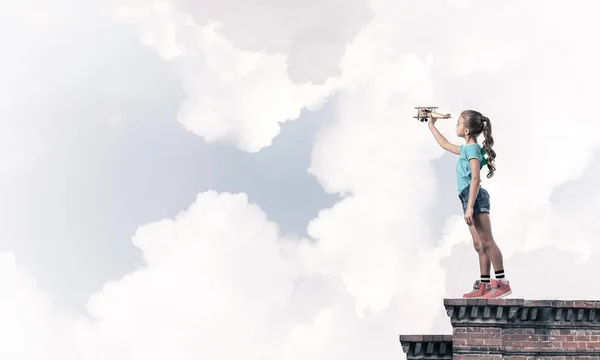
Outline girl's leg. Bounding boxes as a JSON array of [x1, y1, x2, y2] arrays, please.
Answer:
[[468, 224, 491, 279], [462, 225, 492, 298], [472, 213, 504, 271], [473, 212, 512, 298]]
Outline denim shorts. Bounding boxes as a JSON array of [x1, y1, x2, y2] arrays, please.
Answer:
[[458, 185, 490, 214]]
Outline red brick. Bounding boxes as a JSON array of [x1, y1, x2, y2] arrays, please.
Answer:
[[505, 334, 529, 341], [561, 342, 579, 349], [560, 329, 576, 335], [483, 339, 502, 346]]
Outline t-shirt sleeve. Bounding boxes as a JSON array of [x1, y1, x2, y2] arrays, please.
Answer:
[[464, 145, 482, 162]]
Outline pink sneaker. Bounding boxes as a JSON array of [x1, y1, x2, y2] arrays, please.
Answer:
[[463, 280, 489, 299], [483, 279, 512, 299]]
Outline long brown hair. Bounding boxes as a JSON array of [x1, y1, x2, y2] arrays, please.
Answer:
[[461, 110, 496, 178]]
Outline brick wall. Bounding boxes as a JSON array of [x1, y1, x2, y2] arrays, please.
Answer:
[[400, 299, 600, 360]]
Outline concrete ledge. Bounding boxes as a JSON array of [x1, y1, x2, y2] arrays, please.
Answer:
[[399, 335, 453, 359], [444, 299, 600, 329]]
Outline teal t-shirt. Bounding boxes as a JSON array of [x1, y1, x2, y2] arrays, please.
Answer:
[[456, 143, 486, 194]]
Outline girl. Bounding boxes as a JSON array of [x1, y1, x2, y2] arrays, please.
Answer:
[[425, 109, 511, 299]]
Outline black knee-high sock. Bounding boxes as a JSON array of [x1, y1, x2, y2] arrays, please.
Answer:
[[495, 269, 505, 280], [481, 274, 491, 283]]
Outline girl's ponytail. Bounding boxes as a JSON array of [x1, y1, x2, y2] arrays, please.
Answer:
[[481, 116, 496, 178]]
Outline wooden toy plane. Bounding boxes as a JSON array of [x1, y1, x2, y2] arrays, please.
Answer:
[[414, 106, 450, 122]]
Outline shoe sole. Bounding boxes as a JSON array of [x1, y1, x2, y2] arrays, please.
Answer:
[[467, 295, 484, 299], [482, 289, 512, 299]]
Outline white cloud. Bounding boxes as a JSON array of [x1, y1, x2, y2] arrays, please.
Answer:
[[0, 4, 51, 174], [116, 0, 372, 84], [445, 0, 471, 9], [0, 191, 411, 359], [111, 0, 366, 152], [0, 122, 45, 174], [81, 191, 298, 359], [0, 253, 80, 359]]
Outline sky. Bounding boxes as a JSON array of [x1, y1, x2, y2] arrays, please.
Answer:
[[1, 0, 600, 359]]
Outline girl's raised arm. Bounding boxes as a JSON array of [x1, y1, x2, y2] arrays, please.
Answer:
[[426, 112, 460, 155]]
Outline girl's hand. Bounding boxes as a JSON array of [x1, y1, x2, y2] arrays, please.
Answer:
[[428, 114, 437, 125], [464, 207, 474, 226]]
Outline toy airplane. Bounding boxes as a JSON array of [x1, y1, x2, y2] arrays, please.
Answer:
[[414, 106, 450, 122]]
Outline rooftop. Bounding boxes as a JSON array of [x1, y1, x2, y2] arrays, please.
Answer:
[[399, 298, 600, 359]]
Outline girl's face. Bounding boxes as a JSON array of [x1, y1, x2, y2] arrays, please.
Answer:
[[456, 115, 468, 138]]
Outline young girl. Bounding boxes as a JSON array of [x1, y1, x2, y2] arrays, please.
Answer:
[[425, 109, 512, 299]]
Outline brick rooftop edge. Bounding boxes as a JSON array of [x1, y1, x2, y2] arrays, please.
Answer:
[[399, 299, 600, 360], [399, 335, 453, 360], [444, 299, 600, 328]]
